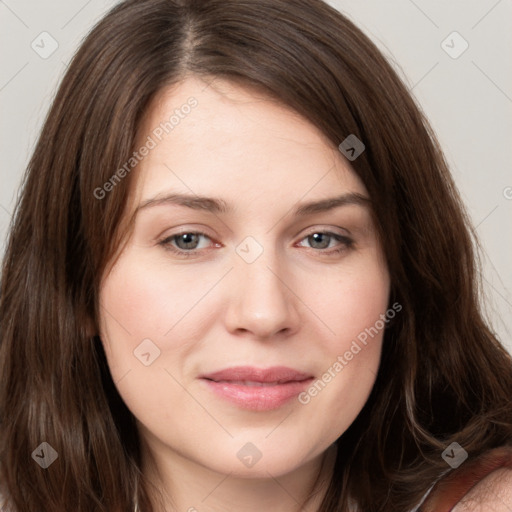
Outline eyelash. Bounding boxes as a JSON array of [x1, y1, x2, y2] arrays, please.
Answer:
[[157, 230, 354, 258]]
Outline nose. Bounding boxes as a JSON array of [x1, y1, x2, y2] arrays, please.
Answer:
[[223, 247, 301, 340]]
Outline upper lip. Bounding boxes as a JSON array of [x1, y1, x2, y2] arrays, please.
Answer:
[[200, 366, 313, 383]]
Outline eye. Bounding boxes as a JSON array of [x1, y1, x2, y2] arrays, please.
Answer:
[[158, 231, 217, 257], [297, 231, 354, 255], [157, 229, 354, 258], [172, 232, 206, 250]]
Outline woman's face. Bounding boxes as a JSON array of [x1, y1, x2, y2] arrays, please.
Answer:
[[98, 76, 390, 479]]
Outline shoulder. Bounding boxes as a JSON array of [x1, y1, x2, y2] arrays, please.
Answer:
[[452, 466, 512, 511], [419, 445, 512, 512]]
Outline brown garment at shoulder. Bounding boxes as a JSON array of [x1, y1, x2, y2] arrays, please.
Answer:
[[419, 445, 512, 512]]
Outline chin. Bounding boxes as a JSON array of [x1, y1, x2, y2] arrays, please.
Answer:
[[200, 437, 321, 479]]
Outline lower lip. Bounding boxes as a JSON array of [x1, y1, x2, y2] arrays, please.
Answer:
[[201, 378, 314, 411]]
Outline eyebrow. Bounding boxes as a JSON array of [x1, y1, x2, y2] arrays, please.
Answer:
[[136, 192, 370, 216]]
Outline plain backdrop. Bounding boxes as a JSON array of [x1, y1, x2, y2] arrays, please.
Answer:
[[0, 0, 511, 352]]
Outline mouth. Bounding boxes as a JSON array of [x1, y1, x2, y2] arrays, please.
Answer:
[[199, 366, 314, 411]]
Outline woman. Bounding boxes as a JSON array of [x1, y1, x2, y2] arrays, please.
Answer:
[[1, 0, 511, 511]]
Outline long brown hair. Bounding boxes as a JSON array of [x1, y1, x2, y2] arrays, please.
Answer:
[[1, 1, 511, 510]]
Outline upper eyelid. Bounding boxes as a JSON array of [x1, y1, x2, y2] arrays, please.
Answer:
[[301, 225, 351, 237], [161, 227, 350, 240], [161, 222, 351, 238]]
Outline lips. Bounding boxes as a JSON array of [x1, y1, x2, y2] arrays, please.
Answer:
[[199, 366, 314, 411], [201, 366, 312, 384]]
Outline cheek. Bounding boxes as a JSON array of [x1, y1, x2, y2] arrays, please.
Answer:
[[295, 258, 390, 434], [97, 254, 212, 425], [100, 257, 191, 334], [100, 248, 222, 333], [316, 259, 390, 353], [98, 253, 197, 376]]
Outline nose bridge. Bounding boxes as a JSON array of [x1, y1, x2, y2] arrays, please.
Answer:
[[224, 236, 300, 338]]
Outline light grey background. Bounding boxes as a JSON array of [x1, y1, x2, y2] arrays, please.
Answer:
[[1, 1, 511, 351]]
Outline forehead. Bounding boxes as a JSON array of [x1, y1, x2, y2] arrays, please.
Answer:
[[129, 76, 367, 212]]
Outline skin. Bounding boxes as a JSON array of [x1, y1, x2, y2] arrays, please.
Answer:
[[98, 76, 391, 511], [453, 469, 512, 511]]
